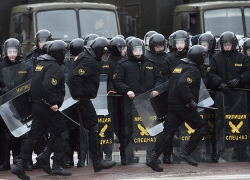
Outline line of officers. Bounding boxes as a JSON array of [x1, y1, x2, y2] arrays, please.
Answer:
[[0, 28, 249, 178]]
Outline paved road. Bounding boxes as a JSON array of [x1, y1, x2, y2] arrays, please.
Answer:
[[0, 151, 249, 180]]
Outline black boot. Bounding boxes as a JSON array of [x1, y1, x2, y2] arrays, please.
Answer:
[[179, 145, 198, 167], [146, 132, 174, 172], [146, 150, 163, 172], [32, 161, 41, 169], [179, 126, 205, 167], [51, 160, 72, 176], [36, 147, 52, 174], [11, 158, 30, 180], [25, 159, 33, 171], [163, 142, 173, 164], [93, 159, 116, 172], [88, 124, 116, 172]]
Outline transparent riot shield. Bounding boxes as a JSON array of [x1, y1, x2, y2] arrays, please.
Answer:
[[134, 79, 214, 136], [92, 74, 108, 115], [0, 80, 32, 137], [0, 80, 78, 137]]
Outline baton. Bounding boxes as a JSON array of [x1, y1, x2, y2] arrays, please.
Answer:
[[197, 106, 218, 110], [43, 99, 80, 126]]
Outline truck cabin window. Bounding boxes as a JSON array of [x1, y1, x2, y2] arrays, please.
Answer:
[[204, 8, 244, 39], [37, 10, 78, 41], [244, 8, 250, 37], [79, 9, 119, 39]]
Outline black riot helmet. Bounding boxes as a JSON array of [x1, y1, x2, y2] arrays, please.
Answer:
[[41, 41, 52, 55], [219, 31, 238, 51], [109, 37, 127, 56], [144, 30, 157, 47], [172, 30, 189, 49], [125, 36, 135, 45], [47, 40, 68, 64], [3, 38, 22, 58], [243, 38, 250, 55], [149, 33, 166, 54], [127, 38, 145, 61], [198, 33, 216, 52], [89, 37, 109, 61], [84, 34, 99, 47], [187, 45, 207, 67], [35, 29, 52, 48], [69, 38, 84, 56]]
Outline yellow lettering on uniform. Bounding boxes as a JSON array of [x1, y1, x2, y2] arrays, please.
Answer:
[[235, 64, 242, 67], [18, 71, 27, 74], [102, 65, 109, 68], [172, 68, 182, 73], [146, 66, 153, 70], [35, 65, 43, 71]]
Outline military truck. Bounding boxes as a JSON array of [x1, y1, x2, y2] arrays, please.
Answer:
[[9, 2, 121, 53], [173, 1, 250, 38]]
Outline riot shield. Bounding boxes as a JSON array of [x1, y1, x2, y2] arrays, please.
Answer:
[[92, 74, 108, 115], [134, 79, 214, 136], [0, 80, 78, 137], [0, 80, 32, 137], [215, 91, 249, 162]]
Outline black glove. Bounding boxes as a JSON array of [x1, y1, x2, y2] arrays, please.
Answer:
[[227, 78, 241, 88], [218, 83, 230, 93], [186, 99, 198, 110]]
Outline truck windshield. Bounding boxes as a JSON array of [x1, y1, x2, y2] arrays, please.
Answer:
[[204, 8, 244, 39], [37, 10, 78, 41], [244, 8, 250, 37], [79, 9, 119, 39]]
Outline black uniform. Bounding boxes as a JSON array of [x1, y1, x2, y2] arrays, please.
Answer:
[[208, 50, 250, 161], [0, 57, 32, 171], [146, 58, 207, 171], [165, 50, 187, 80], [113, 56, 163, 164], [68, 47, 116, 172], [18, 54, 68, 163], [145, 49, 169, 81], [209, 50, 250, 90], [24, 47, 41, 71]]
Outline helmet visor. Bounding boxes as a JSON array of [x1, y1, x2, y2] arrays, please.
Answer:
[[132, 46, 143, 56]]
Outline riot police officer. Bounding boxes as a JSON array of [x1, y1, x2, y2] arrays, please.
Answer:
[[242, 38, 250, 58], [0, 38, 32, 171], [198, 33, 216, 87], [165, 30, 190, 80], [24, 29, 52, 70], [146, 45, 208, 172], [67, 37, 116, 172], [11, 40, 72, 180], [101, 37, 127, 161], [113, 38, 163, 165], [208, 31, 250, 162], [144, 30, 157, 48]]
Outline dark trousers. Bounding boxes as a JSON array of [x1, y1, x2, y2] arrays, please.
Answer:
[[153, 105, 206, 153], [19, 103, 69, 161]]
